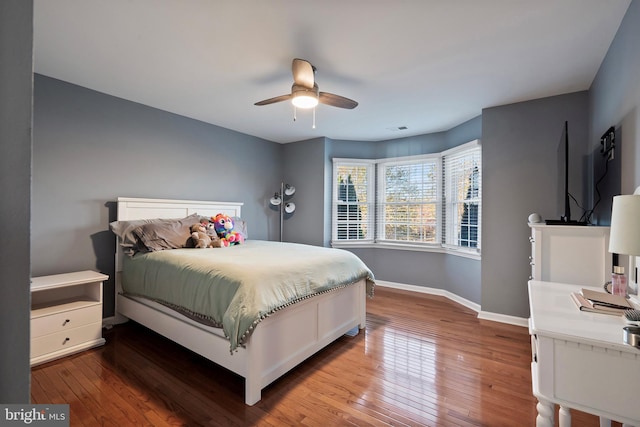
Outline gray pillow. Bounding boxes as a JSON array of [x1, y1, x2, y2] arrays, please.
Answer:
[[110, 213, 199, 255], [232, 217, 248, 240], [132, 216, 198, 252]]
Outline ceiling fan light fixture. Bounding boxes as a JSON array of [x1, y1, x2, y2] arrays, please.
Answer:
[[291, 92, 318, 109], [255, 59, 357, 111]]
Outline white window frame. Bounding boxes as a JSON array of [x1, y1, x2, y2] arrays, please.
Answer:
[[331, 159, 376, 244], [331, 140, 481, 260], [442, 140, 482, 256], [376, 154, 442, 247]]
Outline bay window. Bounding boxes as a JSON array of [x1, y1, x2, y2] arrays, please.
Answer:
[[332, 140, 481, 257]]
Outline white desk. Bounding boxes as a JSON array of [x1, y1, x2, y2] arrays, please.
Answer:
[[528, 280, 640, 427]]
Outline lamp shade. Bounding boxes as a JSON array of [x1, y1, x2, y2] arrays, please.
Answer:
[[291, 85, 319, 109], [284, 184, 296, 196], [609, 194, 640, 256], [284, 202, 296, 214], [292, 94, 318, 109], [269, 193, 282, 206]]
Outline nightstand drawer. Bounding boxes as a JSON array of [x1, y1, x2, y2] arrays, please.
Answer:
[[31, 304, 102, 338], [31, 322, 102, 358]]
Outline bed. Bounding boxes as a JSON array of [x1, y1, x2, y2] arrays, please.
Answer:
[[112, 197, 374, 405]]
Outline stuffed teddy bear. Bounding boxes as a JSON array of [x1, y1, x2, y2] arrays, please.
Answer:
[[190, 223, 221, 248], [204, 221, 219, 243], [211, 213, 244, 247]]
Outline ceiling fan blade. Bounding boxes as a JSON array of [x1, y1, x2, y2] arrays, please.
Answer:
[[292, 58, 315, 89], [254, 94, 291, 106], [319, 92, 358, 109]]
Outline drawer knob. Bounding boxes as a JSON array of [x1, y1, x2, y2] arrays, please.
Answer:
[[62, 319, 70, 326], [62, 337, 70, 345]]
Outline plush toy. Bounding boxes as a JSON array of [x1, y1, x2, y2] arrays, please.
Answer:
[[211, 213, 244, 247], [204, 221, 218, 242], [190, 223, 220, 248]]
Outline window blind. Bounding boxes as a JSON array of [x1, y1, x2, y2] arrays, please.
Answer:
[[377, 156, 440, 244], [443, 142, 481, 250], [332, 160, 375, 242], [331, 140, 481, 257]]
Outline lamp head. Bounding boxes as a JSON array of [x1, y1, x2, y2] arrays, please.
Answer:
[[291, 84, 319, 109], [284, 202, 296, 214], [269, 193, 282, 206]]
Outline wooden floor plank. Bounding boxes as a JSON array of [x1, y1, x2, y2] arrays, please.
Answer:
[[32, 286, 618, 426]]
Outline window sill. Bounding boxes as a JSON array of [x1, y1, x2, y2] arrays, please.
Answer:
[[331, 241, 481, 260]]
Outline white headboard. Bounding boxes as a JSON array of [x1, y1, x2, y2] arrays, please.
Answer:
[[116, 197, 242, 221]]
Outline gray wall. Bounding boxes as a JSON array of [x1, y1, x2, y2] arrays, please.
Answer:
[[481, 92, 589, 317], [588, 0, 640, 276], [319, 97, 595, 318], [33, 75, 283, 317], [311, 116, 484, 305], [0, 0, 32, 403], [281, 137, 326, 245], [590, 0, 640, 197], [479, 0, 640, 318]]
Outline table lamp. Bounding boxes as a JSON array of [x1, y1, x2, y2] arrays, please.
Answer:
[[609, 189, 640, 295], [609, 191, 640, 258]]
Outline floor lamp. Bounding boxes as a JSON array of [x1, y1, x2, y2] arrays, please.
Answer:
[[269, 183, 296, 241]]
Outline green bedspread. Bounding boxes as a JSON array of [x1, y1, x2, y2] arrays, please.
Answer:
[[122, 240, 375, 352]]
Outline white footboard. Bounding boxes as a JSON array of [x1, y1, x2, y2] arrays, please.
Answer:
[[244, 280, 365, 404]]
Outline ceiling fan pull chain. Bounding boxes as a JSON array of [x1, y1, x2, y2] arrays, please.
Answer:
[[312, 107, 316, 129], [293, 105, 297, 122]]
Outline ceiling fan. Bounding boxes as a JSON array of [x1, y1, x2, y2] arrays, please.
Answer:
[[254, 58, 358, 110]]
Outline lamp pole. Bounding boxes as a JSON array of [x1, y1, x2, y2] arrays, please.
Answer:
[[279, 182, 284, 242], [270, 182, 295, 242]]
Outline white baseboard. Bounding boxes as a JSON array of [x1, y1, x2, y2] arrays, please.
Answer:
[[375, 280, 528, 328], [477, 310, 528, 328]]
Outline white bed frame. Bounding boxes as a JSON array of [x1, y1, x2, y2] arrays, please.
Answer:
[[113, 197, 367, 405]]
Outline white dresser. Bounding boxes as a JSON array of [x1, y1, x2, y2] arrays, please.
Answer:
[[529, 280, 640, 426], [31, 270, 107, 366], [529, 224, 611, 286]]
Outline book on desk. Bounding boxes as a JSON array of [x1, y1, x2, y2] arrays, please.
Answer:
[[571, 288, 633, 316]]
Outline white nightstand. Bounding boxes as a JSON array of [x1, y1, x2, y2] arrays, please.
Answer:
[[30, 270, 108, 366]]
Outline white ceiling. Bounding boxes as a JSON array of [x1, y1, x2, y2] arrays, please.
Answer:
[[34, 0, 631, 144]]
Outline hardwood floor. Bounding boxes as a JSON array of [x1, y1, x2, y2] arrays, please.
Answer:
[[32, 287, 611, 426]]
